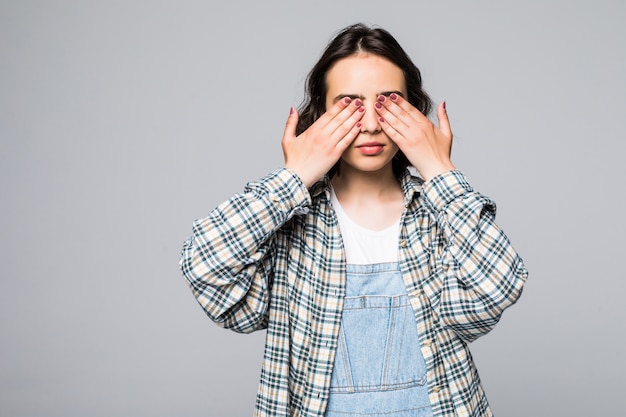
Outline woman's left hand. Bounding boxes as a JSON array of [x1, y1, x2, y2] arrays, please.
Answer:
[[375, 94, 456, 181]]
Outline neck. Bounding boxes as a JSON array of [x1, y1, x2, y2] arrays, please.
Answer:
[[330, 162, 402, 202], [330, 161, 404, 231]]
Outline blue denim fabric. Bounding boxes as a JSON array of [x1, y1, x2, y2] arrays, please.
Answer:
[[325, 263, 433, 417]]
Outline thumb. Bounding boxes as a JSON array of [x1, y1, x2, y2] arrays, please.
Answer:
[[283, 107, 299, 140], [437, 101, 452, 138]]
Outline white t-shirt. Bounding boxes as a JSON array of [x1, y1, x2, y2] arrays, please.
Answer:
[[330, 187, 400, 265]]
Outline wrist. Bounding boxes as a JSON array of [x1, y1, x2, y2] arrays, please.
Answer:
[[418, 162, 456, 182], [284, 165, 318, 188], [421, 169, 472, 213]]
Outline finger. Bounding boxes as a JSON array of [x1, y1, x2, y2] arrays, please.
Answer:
[[328, 101, 364, 146], [377, 115, 406, 148], [437, 101, 452, 138], [317, 96, 355, 128], [325, 98, 363, 137], [386, 93, 429, 124], [283, 107, 299, 141], [375, 98, 410, 136], [335, 112, 364, 150]]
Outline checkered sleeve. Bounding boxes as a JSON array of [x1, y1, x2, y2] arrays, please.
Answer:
[[179, 168, 311, 333], [421, 170, 528, 343]]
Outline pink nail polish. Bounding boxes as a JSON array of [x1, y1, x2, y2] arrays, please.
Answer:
[[377, 95, 385, 102], [289, 107, 294, 115], [375, 102, 382, 109], [344, 97, 351, 104], [390, 93, 398, 101], [356, 122, 362, 128], [379, 117, 385, 123], [354, 99, 362, 107], [443, 101, 447, 110], [358, 107, 365, 112]]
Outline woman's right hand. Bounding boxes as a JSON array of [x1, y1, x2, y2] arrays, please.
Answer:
[[282, 97, 364, 187]]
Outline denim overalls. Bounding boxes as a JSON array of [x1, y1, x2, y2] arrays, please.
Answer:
[[324, 262, 433, 417]]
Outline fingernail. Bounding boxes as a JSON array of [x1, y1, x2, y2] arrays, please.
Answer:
[[375, 102, 382, 109], [390, 93, 398, 101], [356, 122, 362, 128], [289, 107, 294, 115], [379, 117, 385, 123], [358, 107, 365, 112], [344, 97, 351, 104], [354, 99, 362, 107], [377, 95, 386, 102], [443, 101, 447, 110]]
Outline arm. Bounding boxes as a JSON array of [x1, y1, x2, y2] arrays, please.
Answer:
[[422, 170, 528, 342], [179, 168, 310, 333], [375, 95, 527, 341], [181, 97, 364, 332]]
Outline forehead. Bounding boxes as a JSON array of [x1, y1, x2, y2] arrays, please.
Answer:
[[325, 54, 406, 97]]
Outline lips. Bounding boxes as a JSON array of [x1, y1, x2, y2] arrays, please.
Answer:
[[356, 142, 384, 155], [357, 141, 384, 148]]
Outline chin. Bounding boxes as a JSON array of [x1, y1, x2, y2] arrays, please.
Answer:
[[340, 159, 395, 174]]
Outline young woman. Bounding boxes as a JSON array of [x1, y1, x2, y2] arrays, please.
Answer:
[[180, 23, 528, 417]]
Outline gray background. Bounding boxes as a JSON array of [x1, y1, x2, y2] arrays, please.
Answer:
[[1, 0, 624, 416]]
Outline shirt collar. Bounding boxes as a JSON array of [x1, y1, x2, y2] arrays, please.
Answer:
[[309, 169, 424, 207]]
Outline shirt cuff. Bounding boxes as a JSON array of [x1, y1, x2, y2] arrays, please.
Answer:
[[250, 168, 312, 215], [421, 170, 474, 214]]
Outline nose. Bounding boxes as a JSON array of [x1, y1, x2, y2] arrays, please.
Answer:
[[359, 100, 382, 134]]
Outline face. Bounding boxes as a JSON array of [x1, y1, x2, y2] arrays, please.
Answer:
[[325, 54, 407, 175]]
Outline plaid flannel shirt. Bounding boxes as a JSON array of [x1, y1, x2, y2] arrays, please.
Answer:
[[180, 168, 528, 417]]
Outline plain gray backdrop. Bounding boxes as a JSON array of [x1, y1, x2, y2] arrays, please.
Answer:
[[1, 1, 625, 416]]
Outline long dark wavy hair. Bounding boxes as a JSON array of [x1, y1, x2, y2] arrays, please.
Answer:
[[296, 23, 433, 178]]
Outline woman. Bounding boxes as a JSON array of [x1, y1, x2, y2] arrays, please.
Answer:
[[180, 23, 528, 417]]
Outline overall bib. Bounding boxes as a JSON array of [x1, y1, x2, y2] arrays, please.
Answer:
[[325, 262, 433, 417]]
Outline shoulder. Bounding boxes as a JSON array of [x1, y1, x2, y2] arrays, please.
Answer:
[[308, 175, 332, 203]]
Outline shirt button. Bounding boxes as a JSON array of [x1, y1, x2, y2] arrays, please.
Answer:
[[400, 239, 408, 248]]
